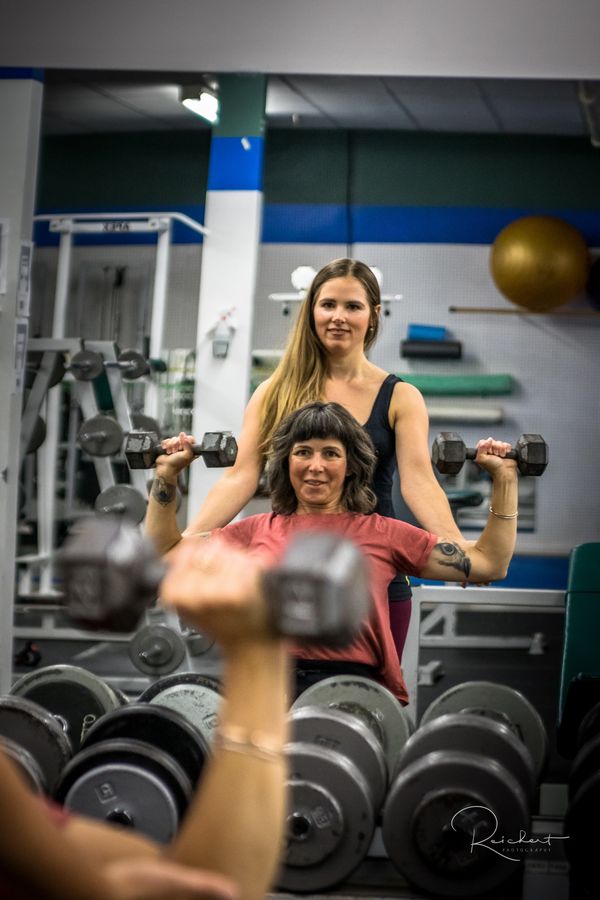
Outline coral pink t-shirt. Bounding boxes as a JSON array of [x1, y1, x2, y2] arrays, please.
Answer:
[[217, 512, 437, 704]]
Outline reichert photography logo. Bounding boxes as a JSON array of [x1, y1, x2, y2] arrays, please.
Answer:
[[451, 806, 569, 861]]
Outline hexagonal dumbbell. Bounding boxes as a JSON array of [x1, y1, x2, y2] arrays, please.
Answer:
[[57, 518, 371, 640], [277, 675, 414, 893], [67, 348, 151, 381], [124, 430, 238, 469], [431, 431, 548, 476], [54, 704, 210, 843], [382, 680, 549, 898]]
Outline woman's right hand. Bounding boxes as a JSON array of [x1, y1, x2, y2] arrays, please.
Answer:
[[155, 432, 198, 479]]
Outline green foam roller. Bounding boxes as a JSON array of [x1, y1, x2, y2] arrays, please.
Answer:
[[397, 374, 514, 396]]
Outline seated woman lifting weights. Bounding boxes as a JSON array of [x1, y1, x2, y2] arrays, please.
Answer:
[[150, 401, 518, 703], [147, 257, 487, 664]]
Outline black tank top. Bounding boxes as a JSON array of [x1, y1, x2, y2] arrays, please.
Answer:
[[363, 373, 401, 518]]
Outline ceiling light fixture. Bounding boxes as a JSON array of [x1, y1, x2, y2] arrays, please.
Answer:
[[180, 86, 220, 124]]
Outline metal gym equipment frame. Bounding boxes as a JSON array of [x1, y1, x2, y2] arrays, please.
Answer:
[[6, 212, 208, 683]]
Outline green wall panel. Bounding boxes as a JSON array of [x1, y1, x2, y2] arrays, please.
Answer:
[[351, 132, 600, 207], [37, 131, 211, 208]]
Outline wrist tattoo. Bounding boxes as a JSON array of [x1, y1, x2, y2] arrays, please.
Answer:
[[152, 477, 176, 507], [434, 541, 472, 579]]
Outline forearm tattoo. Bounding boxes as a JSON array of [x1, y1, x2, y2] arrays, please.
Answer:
[[433, 541, 472, 579], [152, 477, 177, 507]]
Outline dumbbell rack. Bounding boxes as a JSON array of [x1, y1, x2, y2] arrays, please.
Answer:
[[18, 338, 148, 597]]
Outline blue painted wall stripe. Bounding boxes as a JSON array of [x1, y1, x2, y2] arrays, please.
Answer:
[[0, 68, 44, 82], [352, 206, 600, 245], [412, 554, 569, 590], [262, 203, 348, 243], [207, 136, 264, 191], [33, 203, 600, 246]]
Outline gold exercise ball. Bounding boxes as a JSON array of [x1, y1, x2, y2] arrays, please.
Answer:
[[490, 215, 589, 311]]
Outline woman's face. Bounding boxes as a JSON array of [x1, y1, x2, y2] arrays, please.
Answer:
[[288, 437, 348, 513], [312, 276, 377, 354]]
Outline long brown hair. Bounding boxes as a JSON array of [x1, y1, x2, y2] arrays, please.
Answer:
[[268, 402, 377, 514], [258, 259, 381, 454]]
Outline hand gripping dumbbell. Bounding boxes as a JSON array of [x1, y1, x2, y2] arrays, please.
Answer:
[[56, 517, 371, 640], [125, 430, 238, 469], [431, 431, 549, 476], [381, 680, 549, 898]]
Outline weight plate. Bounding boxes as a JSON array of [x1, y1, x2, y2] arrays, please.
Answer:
[[69, 349, 104, 381], [0, 695, 72, 792], [11, 664, 122, 752], [382, 750, 530, 898], [289, 704, 388, 812], [55, 738, 191, 844], [420, 681, 548, 781], [118, 349, 149, 380], [396, 713, 536, 804], [569, 733, 600, 801], [94, 484, 147, 524], [146, 682, 222, 747], [0, 735, 46, 793], [77, 414, 124, 457], [292, 675, 413, 777], [139, 671, 222, 700], [129, 624, 186, 675], [565, 769, 600, 891], [82, 703, 210, 788], [576, 700, 600, 751], [131, 413, 162, 437], [278, 741, 375, 893]]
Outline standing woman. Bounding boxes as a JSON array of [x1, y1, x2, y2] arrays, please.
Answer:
[[147, 258, 466, 658]]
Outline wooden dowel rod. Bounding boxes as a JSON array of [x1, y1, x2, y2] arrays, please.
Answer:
[[448, 306, 600, 317]]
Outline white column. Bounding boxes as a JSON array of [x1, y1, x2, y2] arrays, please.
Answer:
[[0, 71, 43, 691]]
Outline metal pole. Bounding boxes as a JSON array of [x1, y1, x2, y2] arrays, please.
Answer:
[[146, 218, 171, 420]]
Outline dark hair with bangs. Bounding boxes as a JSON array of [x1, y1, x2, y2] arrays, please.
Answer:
[[267, 402, 378, 515]]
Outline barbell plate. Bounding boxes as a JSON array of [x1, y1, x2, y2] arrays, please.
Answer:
[[139, 671, 222, 700], [278, 741, 375, 893], [117, 349, 149, 380], [0, 735, 46, 793], [420, 681, 548, 781], [395, 713, 536, 804], [69, 349, 104, 381], [94, 484, 148, 524], [291, 674, 413, 777], [82, 703, 210, 789], [77, 414, 124, 457], [565, 770, 600, 891], [11, 664, 123, 752], [0, 695, 72, 792], [382, 750, 530, 898], [55, 738, 191, 844], [145, 682, 222, 747], [129, 624, 186, 676], [568, 733, 600, 801], [576, 699, 600, 751], [132, 413, 162, 438], [289, 704, 387, 813]]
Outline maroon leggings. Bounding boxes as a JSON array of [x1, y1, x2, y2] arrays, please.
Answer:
[[389, 599, 412, 660]]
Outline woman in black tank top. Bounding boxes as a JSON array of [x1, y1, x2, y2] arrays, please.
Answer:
[[151, 259, 473, 662]]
